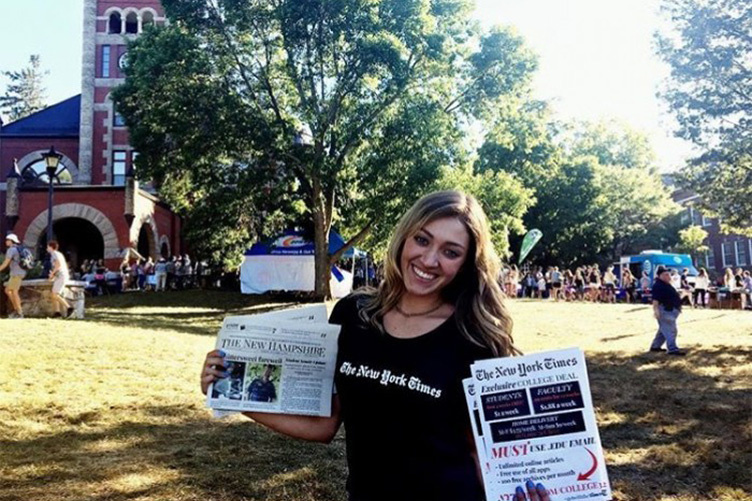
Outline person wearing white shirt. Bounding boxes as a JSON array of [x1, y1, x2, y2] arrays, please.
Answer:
[[48, 240, 73, 318], [693, 268, 710, 307]]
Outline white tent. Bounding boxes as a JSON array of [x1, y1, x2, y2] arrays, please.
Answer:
[[240, 231, 364, 297]]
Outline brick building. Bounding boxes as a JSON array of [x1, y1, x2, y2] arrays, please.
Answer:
[[0, 0, 181, 271], [672, 187, 751, 278]]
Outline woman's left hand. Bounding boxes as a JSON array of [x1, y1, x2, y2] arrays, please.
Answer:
[[513, 480, 551, 501]]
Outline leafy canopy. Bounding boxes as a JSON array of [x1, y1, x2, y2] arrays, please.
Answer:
[[114, 0, 539, 285], [656, 0, 752, 234]]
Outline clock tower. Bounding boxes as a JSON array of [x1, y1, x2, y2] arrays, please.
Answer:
[[79, 0, 166, 186]]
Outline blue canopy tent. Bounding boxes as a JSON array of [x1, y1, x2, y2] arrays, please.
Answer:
[[240, 230, 366, 296]]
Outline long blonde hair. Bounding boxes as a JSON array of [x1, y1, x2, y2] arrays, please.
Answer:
[[359, 190, 519, 357]]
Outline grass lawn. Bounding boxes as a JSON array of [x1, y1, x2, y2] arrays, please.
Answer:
[[0, 291, 750, 501]]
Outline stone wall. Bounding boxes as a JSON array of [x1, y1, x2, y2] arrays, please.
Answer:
[[17, 279, 87, 319]]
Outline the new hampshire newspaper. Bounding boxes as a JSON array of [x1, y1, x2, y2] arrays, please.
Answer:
[[207, 304, 340, 417]]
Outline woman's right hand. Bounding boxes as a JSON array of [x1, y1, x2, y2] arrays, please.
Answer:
[[200, 349, 227, 395]]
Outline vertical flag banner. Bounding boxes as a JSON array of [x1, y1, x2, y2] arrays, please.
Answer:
[[518, 229, 542, 264]]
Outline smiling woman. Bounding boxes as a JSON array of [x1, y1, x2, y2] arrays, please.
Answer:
[[201, 190, 550, 501]]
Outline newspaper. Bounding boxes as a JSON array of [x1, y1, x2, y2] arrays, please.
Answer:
[[468, 348, 611, 501], [207, 304, 339, 417]]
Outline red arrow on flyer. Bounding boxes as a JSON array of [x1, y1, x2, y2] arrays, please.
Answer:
[[577, 447, 598, 481]]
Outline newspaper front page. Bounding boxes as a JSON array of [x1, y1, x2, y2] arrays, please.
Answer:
[[469, 348, 611, 501], [207, 305, 339, 417]]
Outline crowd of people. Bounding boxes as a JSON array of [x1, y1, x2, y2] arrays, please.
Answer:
[[75, 254, 212, 294], [500, 264, 752, 308]]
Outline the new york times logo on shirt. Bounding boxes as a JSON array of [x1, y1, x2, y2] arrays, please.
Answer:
[[339, 361, 442, 398]]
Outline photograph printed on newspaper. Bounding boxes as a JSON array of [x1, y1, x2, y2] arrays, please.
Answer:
[[469, 347, 612, 501], [207, 304, 340, 417]]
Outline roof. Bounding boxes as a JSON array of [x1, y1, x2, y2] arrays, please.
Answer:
[[0, 95, 80, 137]]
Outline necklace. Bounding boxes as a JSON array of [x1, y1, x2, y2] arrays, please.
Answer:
[[395, 302, 444, 318]]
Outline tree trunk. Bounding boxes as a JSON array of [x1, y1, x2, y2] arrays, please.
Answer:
[[311, 175, 332, 300]]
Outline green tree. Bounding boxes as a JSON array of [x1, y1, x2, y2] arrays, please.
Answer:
[[674, 225, 709, 262], [479, 113, 677, 265], [656, 0, 751, 234], [0, 55, 48, 122], [568, 119, 656, 171], [114, 0, 539, 298]]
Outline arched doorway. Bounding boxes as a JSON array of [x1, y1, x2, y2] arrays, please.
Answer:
[[137, 224, 153, 259], [36, 218, 105, 271]]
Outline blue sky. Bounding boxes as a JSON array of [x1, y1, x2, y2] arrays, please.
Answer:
[[0, 0, 694, 170]]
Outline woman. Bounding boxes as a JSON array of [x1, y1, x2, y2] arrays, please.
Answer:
[[47, 240, 73, 318], [723, 268, 734, 289], [602, 266, 616, 303], [506, 264, 520, 298], [200, 191, 550, 501], [694, 268, 709, 308], [550, 267, 562, 302], [587, 266, 601, 302], [679, 268, 693, 307], [574, 268, 585, 301], [621, 267, 635, 304]]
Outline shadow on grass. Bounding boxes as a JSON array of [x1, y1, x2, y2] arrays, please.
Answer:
[[0, 405, 347, 501], [587, 347, 752, 500], [84, 290, 300, 336]]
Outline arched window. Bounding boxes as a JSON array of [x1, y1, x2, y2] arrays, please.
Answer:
[[108, 12, 122, 34], [141, 10, 155, 29], [125, 12, 139, 34], [21, 160, 73, 186]]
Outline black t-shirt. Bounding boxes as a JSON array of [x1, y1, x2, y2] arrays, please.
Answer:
[[247, 378, 276, 402], [330, 295, 493, 501], [652, 278, 682, 312]]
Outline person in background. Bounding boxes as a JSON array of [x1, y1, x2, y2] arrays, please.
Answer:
[[47, 240, 73, 318], [669, 268, 681, 290], [505, 265, 519, 298], [574, 268, 585, 301], [135, 259, 146, 290], [155, 258, 168, 291], [734, 268, 744, 289], [550, 266, 562, 302], [679, 268, 693, 307], [175, 256, 186, 289], [587, 266, 600, 302], [742, 271, 752, 310], [166, 256, 176, 290], [536, 269, 546, 299], [602, 266, 616, 303], [182, 254, 193, 288], [143, 257, 155, 290], [80, 259, 91, 279], [723, 267, 735, 289], [649, 265, 685, 356], [129, 259, 139, 290], [120, 259, 131, 291], [0, 233, 26, 318], [563, 269, 575, 301], [621, 267, 636, 303], [693, 268, 709, 308]]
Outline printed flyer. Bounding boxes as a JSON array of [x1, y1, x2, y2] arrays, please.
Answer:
[[469, 347, 611, 501]]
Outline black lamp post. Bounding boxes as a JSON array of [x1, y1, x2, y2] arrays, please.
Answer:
[[41, 146, 63, 275]]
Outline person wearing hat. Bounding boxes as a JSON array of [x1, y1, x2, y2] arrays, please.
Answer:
[[0, 233, 26, 318], [649, 265, 685, 355]]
